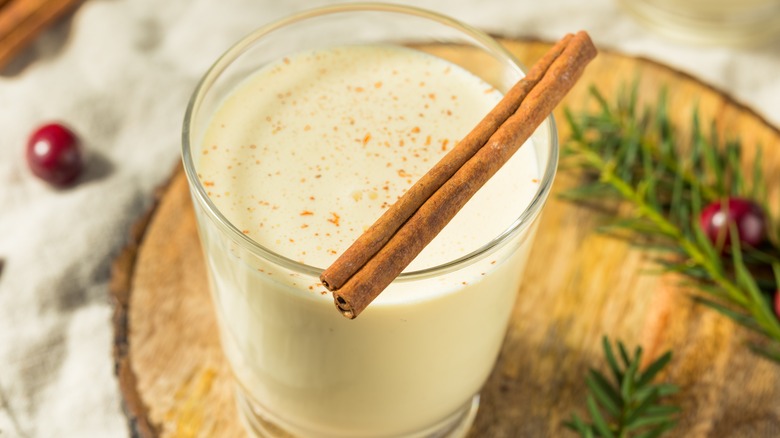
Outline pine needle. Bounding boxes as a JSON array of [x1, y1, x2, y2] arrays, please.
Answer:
[[561, 82, 780, 362], [564, 337, 679, 437]]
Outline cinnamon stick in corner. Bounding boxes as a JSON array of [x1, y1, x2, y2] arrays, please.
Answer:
[[324, 31, 597, 319], [0, 0, 86, 69]]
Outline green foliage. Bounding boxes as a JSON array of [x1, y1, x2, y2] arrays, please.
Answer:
[[565, 337, 679, 438], [562, 82, 780, 362]]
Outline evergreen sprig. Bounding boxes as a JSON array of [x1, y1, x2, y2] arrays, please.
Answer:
[[561, 82, 780, 362], [565, 337, 679, 438]]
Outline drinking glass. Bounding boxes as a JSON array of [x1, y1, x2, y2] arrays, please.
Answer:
[[182, 4, 558, 437], [620, 0, 780, 45]]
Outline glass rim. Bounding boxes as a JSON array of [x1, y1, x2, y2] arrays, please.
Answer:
[[181, 2, 559, 281]]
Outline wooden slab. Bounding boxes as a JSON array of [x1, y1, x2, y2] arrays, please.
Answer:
[[111, 38, 780, 437]]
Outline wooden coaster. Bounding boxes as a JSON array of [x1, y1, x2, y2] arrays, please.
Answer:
[[111, 38, 780, 437]]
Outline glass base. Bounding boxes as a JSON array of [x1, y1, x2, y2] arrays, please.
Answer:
[[235, 388, 480, 438]]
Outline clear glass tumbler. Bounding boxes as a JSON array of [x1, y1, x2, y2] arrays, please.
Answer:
[[182, 4, 558, 437], [620, 0, 780, 46]]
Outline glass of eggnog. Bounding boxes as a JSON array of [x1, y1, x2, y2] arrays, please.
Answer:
[[182, 3, 558, 437]]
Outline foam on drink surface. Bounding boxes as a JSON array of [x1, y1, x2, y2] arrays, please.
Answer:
[[197, 45, 540, 276]]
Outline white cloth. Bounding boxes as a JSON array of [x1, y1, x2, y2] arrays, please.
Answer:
[[0, 0, 777, 436]]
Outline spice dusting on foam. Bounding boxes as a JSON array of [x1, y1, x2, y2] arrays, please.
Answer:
[[197, 45, 540, 271]]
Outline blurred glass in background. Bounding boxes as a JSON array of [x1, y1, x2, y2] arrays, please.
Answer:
[[620, 0, 780, 46]]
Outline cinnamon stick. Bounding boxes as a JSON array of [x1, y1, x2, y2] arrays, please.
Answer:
[[327, 31, 597, 319], [320, 33, 575, 291], [0, 0, 85, 70]]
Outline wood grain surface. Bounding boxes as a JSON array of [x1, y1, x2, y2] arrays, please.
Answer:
[[111, 38, 780, 437]]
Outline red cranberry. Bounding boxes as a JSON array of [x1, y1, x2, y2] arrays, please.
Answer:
[[26, 123, 84, 187], [775, 291, 780, 320], [699, 198, 766, 248]]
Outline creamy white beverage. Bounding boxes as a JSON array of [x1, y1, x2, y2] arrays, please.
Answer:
[[195, 45, 542, 437]]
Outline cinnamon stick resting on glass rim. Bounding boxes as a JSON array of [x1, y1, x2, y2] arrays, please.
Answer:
[[321, 31, 597, 319]]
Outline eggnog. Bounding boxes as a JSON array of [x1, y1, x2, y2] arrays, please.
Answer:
[[193, 44, 544, 437]]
